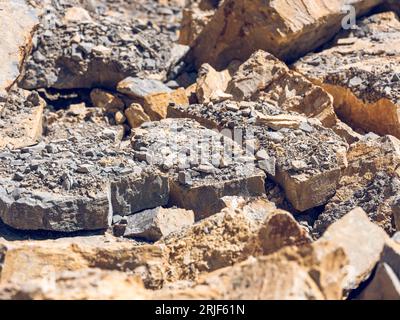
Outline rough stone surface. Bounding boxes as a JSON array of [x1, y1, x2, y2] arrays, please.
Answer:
[[0, 89, 45, 151], [0, 108, 169, 232], [295, 12, 400, 138], [189, 0, 383, 69], [115, 207, 195, 241], [168, 101, 348, 211], [0, 0, 38, 97], [131, 119, 266, 218]]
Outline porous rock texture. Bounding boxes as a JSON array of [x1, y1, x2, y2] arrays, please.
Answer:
[[1, 0, 400, 301]]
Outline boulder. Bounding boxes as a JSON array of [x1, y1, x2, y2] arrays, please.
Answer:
[[117, 77, 172, 100], [124, 103, 151, 128], [190, 0, 383, 69]]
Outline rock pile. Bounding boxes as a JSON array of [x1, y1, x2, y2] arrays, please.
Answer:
[[0, 0, 400, 301]]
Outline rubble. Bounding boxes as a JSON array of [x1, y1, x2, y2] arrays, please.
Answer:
[[168, 101, 348, 211], [131, 119, 266, 218], [295, 12, 400, 138]]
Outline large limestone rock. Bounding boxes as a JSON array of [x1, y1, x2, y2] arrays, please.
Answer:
[[0, 269, 149, 300], [0, 0, 38, 98], [189, 0, 383, 69], [157, 208, 387, 300], [0, 234, 167, 290], [160, 197, 311, 282], [315, 135, 400, 235], [168, 101, 348, 211], [295, 12, 400, 138]]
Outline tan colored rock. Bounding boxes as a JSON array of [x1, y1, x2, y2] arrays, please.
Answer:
[[159, 197, 311, 283], [190, 0, 383, 69], [0, 235, 167, 289], [0, 0, 38, 97], [157, 241, 348, 300], [124, 103, 151, 128], [0, 89, 45, 151], [90, 89, 124, 113], [196, 64, 232, 103], [295, 12, 400, 138], [117, 207, 195, 241], [143, 88, 189, 120], [179, 6, 215, 47], [320, 207, 388, 291], [63, 7, 93, 24], [0, 269, 149, 300]]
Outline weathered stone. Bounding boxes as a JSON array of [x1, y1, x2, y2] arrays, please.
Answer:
[[90, 89, 124, 112], [189, 0, 383, 69], [168, 101, 348, 211], [124, 103, 151, 128], [358, 263, 400, 300], [159, 197, 311, 283], [0, 0, 38, 97], [143, 88, 189, 120], [295, 12, 400, 138], [0, 110, 169, 232], [0, 89, 45, 151], [0, 234, 167, 290], [319, 207, 388, 291], [315, 135, 400, 235], [195, 64, 232, 103], [132, 119, 266, 219], [118, 207, 195, 241], [0, 268, 149, 300], [117, 77, 172, 100]]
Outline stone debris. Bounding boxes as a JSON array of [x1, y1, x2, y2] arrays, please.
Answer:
[[0, 108, 169, 232], [1, 0, 399, 301], [189, 0, 383, 69], [131, 119, 266, 218], [168, 101, 348, 211], [295, 12, 400, 138]]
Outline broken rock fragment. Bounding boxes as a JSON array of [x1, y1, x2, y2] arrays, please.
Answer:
[[168, 101, 348, 211], [131, 119, 266, 218], [190, 0, 383, 69], [315, 135, 400, 236], [295, 12, 400, 138], [115, 207, 195, 241], [0, 89, 45, 151], [0, 111, 169, 232]]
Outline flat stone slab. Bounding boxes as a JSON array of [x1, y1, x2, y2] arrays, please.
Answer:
[[131, 118, 266, 219], [168, 101, 348, 211], [0, 110, 169, 232]]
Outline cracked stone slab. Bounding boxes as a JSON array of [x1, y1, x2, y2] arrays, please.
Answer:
[[168, 101, 348, 211], [0, 109, 169, 232], [131, 118, 266, 219], [19, 2, 184, 90], [295, 12, 400, 138]]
